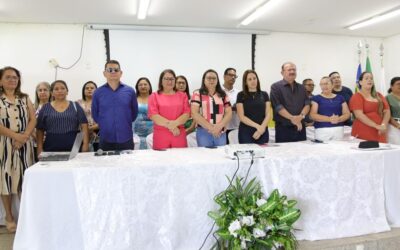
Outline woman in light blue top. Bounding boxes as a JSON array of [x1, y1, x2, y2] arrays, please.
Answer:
[[133, 77, 153, 149]]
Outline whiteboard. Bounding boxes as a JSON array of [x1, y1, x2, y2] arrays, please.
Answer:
[[110, 30, 252, 92]]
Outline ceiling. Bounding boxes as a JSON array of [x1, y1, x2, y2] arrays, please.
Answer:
[[1, 0, 400, 37]]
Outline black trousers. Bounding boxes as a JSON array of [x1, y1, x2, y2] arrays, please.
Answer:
[[275, 124, 306, 143], [99, 138, 134, 151]]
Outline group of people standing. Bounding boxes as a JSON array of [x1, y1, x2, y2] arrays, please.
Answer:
[[304, 69, 400, 145], [1, 59, 400, 232]]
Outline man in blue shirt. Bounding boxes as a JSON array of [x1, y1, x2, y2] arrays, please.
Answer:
[[92, 60, 138, 150]]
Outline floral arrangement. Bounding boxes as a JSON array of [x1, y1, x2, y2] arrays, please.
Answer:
[[208, 177, 301, 250]]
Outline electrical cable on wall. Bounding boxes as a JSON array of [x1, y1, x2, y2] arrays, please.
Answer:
[[52, 25, 86, 80]]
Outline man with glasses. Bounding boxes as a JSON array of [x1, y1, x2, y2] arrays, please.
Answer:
[[302, 78, 314, 126], [92, 60, 138, 151], [223, 67, 240, 143], [302, 78, 315, 98], [270, 62, 310, 142], [329, 71, 353, 126]]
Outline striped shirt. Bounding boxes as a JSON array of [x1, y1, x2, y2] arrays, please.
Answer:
[[36, 102, 87, 134]]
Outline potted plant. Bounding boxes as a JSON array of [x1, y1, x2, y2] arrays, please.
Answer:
[[208, 177, 301, 250]]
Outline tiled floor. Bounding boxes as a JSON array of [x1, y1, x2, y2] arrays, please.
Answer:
[[1, 227, 400, 250], [298, 228, 400, 250]]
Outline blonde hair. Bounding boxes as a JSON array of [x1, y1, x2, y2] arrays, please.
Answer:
[[359, 72, 383, 117], [34, 81, 51, 109]]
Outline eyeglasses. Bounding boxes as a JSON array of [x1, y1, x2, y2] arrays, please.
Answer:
[[305, 84, 315, 87], [176, 81, 186, 85], [163, 77, 175, 81], [226, 74, 238, 79], [4, 76, 19, 81], [105, 68, 120, 73], [206, 77, 217, 81]]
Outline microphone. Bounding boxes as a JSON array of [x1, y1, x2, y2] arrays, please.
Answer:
[[95, 149, 104, 156], [94, 149, 121, 156]]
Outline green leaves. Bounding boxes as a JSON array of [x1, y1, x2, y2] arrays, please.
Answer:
[[278, 208, 301, 225], [208, 177, 301, 249]]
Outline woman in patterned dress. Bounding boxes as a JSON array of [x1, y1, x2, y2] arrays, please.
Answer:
[[133, 77, 153, 149], [0, 66, 36, 232], [32, 81, 51, 160], [77, 81, 99, 151]]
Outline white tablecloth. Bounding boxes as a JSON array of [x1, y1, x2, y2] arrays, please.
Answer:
[[14, 141, 400, 250]]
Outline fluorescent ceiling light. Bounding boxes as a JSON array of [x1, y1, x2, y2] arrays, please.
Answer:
[[241, 0, 279, 26], [347, 7, 400, 30], [138, 0, 151, 20]]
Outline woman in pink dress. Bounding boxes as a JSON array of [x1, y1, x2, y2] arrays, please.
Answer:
[[148, 69, 190, 150]]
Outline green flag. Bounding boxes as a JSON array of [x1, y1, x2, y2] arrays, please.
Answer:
[[366, 56, 372, 73]]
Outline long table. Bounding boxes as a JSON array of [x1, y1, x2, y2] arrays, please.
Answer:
[[13, 141, 400, 250]]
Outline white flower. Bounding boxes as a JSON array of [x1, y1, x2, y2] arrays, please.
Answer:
[[241, 216, 255, 226], [240, 240, 247, 249], [265, 224, 273, 232], [256, 198, 267, 207], [272, 243, 283, 250], [240, 235, 251, 242], [228, 220, 241, 237], [253, 228, 266, 238]]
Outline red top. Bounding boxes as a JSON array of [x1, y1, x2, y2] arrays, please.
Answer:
[[349, 92, 389, 142], [148, 91, 190, 132]]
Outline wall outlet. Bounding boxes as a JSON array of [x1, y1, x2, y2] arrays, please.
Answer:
[[49, 58, 59, 67]]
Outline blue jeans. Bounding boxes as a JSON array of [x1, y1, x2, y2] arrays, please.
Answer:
[[196, 127, 227, 147]]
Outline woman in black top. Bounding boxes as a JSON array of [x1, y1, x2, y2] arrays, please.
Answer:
[[236, 70, 272, 144]]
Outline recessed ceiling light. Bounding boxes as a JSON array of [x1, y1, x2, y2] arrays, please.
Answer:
[[347, 7, 400, 30], [240, 0, 280, 26], [138, 0, 151, 20]]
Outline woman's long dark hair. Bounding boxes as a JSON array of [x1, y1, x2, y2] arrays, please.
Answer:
[[176, 75, 190, 100], [388, 77, 400, 93], [242, 69, 261, 99], [0, 66, 28, 98], [81, 81, 98, 100], [157, 69, 176, 94], [199, 69, 226, 98], [135, 77, 152, 97]]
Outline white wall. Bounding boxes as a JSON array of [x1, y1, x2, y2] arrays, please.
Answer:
[[384, 33, 400, 91], [1, 23, 398, 101], [255, 32, 384, 94], [0, 23, 106, 101], [109, 30, 252, 91]]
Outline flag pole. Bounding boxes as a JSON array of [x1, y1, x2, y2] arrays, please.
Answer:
[[355, 41, 363, 92], [379, 43, 386, 94]]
